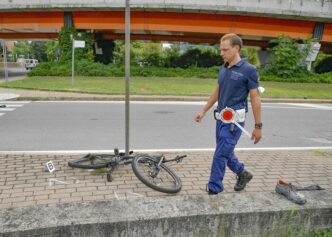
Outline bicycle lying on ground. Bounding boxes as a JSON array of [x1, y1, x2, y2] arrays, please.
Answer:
[[68, 149, 186, 193]]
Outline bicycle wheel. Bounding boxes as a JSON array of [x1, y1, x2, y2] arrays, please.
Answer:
[[132, 154, 182, 193], [68, 154, 113, 169]]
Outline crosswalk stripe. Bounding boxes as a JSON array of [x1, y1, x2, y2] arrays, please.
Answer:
[[0, 101, 31, 104], [0, 102, 29, 118], [2, 104, 24, 108], [0, 108, 16, 112]]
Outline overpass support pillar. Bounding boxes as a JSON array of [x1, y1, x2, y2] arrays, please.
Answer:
[[64, 12, 73, 28], [313, 22, 324, 40]]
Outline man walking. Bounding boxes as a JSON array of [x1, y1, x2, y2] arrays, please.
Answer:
[[195, 33, 262, 195]]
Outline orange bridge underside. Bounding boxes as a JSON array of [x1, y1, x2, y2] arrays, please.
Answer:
[[0, 11, 331, 51]]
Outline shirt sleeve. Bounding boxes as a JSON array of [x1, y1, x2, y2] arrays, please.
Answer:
[[247, 67, 259, 89]]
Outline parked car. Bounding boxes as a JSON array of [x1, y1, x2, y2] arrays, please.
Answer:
[[25, 59, 38, 70]]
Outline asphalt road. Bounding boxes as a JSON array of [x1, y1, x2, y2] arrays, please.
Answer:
[[0, 67, 27, 81], [0, 101, 331, 151]]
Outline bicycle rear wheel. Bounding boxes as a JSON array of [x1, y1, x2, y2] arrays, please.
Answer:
[[132, 154, 182, 193], [68, 154, 113, 169]]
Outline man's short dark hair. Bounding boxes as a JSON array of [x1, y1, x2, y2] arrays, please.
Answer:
[[221, 33, 243, 50]]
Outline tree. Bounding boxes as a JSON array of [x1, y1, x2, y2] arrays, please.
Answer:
[[196, 46, 223, 68], [58, 27, 94, 62], [30, 41, 48, 62], [268, 35, 308, 77], [113, 41, 137, 65], [0, 43, 3, 61], [45, 41, 59, 62], [165, 45, 222, 68], [12, 41, 30, 61], [241, 47, 260, 67], [164, 44, 181, 67], [140, 43, 164, 67]]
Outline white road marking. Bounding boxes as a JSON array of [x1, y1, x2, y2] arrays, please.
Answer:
[[0, 108, 16, 112], [288, 103, 332, 110], [36, 101, 208, 105], [0, 101, 31, 104], [35, 101, 332, 110], [2, 104, 24, 107], [0, 102, 30, 118], [0, 147, 331, 155]]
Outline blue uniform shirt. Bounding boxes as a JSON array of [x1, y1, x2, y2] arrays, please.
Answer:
[[217, 58, 259, 112]]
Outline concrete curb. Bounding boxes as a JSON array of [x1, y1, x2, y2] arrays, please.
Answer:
[[8, 95, 332, 104], [1, 88, 332, 103], [15, 96, 332, 104], [0, 93, 20, 101], [1, 191, 331, 236]]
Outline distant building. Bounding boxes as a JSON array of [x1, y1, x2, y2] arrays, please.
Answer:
[[6, 41, 14, 52]]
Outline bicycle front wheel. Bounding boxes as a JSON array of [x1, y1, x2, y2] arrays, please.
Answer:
[[68, 154, 112, 169], [132, 154, 182, 193]]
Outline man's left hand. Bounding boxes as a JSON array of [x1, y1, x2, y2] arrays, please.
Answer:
[[251, 128, 262, 144]]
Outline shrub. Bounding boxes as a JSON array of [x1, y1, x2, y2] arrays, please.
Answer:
[[58, 27, 94, 63], [29, 61, 332, 84], [315, 56, 332, 74], [241, 47, 260, 67], [267, 35, 309, 78], [27, 62, 52, 76], [28, 61, 220, 78], [260, 69, 332, 83], [170, 47, 222, 68]]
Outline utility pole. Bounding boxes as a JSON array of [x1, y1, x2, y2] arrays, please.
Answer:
[[1, 40, 8, 82], [125, 0, 131, 156]]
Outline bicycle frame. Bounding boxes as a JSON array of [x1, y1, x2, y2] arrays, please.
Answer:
[[68, 149, 187, 193]]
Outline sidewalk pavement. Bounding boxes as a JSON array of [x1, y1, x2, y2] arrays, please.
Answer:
[[1, 149, 331, 209], [1, 87, 332, 103]]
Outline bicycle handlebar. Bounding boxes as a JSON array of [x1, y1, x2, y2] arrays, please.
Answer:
[[162, 155, 187, 163]]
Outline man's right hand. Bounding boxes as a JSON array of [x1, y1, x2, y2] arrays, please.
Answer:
[[195, 111, 205, 123]]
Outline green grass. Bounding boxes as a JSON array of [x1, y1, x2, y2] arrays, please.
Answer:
[[1, 76, 332, 98], [312, 150, 332, 157], [90, 168, 107, 175], [260, 81, 332, 99]]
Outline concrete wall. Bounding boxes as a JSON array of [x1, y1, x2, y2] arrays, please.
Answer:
[[1, 191, 331, 237], [0, 0, 331, 21]]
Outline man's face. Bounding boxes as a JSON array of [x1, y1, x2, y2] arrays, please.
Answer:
[[220, 39, 239, 63]]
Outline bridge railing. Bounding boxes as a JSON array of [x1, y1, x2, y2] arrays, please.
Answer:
[[0, 0, 331, 19]]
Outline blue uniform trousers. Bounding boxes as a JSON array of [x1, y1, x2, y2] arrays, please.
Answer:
[[208, 120, 245, 193]]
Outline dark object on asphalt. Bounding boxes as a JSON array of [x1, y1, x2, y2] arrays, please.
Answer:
[[0, 104, 6, 108], [275, 180, 307, 205], [234, 170, 253, 191]]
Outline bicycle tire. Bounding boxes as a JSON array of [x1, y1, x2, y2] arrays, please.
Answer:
[[132, 154, 182, 193], [68, 154, 113, 169]]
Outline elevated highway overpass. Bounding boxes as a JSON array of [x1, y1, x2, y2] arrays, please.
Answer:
[[0, 0, 331, 52]]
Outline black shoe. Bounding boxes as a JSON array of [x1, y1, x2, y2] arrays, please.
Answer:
[[234, 170, 253, 191], [206, 184, 218, 195], [208, 190, 218, 195]]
